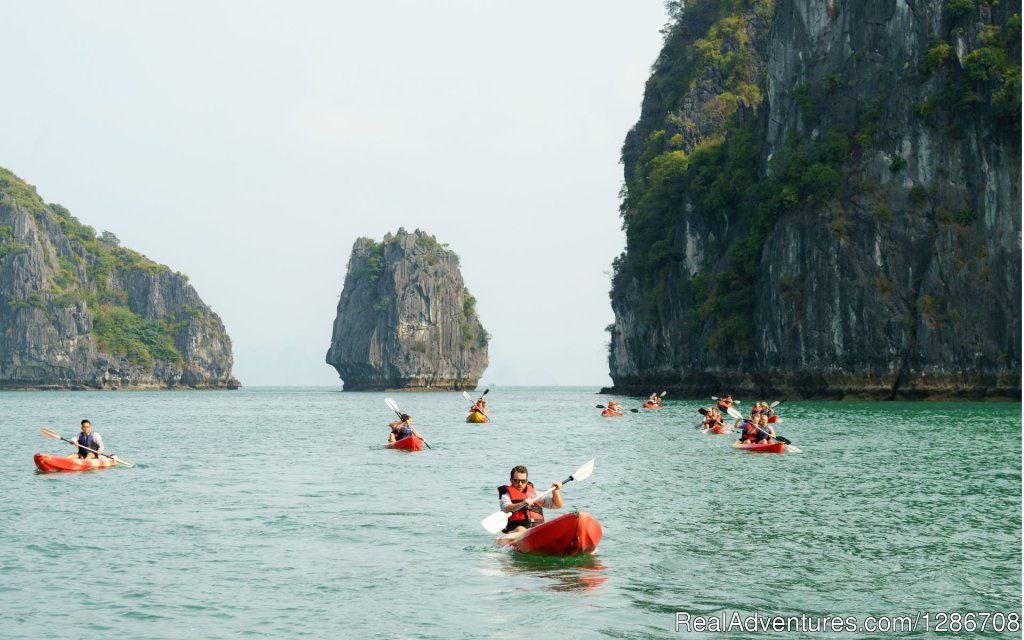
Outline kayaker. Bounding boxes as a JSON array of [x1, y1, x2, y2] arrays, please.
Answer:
[[67, 419, 104, 459], [606, 400, 623, 415], [717, 394, 734, 411], [498, 465, 563, 534], [388, 414, 422, 443], [735, 416, 772, 444], [471, 398, 488, 416], [646, 393, 661, 407], [704, 407, 724, 430]]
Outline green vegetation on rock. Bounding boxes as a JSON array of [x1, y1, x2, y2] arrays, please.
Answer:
[[92, 305, 183, 369], [0, 166, 200, 367]]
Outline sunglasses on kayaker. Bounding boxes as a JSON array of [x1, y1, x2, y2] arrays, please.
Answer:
[[512, 477, 528, 484]]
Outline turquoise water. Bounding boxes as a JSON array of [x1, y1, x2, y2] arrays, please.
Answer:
[[3, 388, 1021, 638]]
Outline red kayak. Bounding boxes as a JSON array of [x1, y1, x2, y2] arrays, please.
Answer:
[[601, 409, 623, 417], [708, 424, 728, 434], [34, 453, 118, 472], [767, 415, 781, 423], [642, 402, 661, 409], [385, 436, 424, 451], [732, 441, 785, 453], [494, 511, 602, 557]]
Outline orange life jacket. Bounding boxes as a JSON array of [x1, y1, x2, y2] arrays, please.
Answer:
[[740, 421, 765, 443], [497, 482, 545, 529]]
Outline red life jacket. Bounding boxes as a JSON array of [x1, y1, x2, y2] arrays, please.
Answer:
[[498, 482, 545, 529], [740, 421, 764, 443]]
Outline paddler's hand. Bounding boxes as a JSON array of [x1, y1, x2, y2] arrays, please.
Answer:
[[551, 481, 562, 492]]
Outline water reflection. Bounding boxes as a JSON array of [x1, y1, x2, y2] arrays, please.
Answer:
[[497, 553, 609, 592]]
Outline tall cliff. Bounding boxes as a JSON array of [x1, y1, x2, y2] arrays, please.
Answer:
[[608, 0, 1020, 399], [0, 167, 239, 389], [326, 228, 488, 391]]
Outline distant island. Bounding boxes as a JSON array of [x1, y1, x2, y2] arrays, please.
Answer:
[[326, 228, 488, 391], [0, 167, 239, 389]]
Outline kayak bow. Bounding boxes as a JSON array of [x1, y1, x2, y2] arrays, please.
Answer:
[[494, 511, 602, 557]]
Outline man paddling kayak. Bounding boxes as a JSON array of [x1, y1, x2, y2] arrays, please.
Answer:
[[498, 465, 562, 534], [388, 414, 423, 444], [67, 420, 104, 459]]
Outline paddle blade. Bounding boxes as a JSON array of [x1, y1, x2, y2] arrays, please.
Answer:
[[785, 444, 802, 453], [595, 404, 605, 409], [482, 388, 489, 397], [384, 398, 400, 415], [727, 407, 743, 421], [481, 510, 510, 534], [40, 428, 60, 439], [770, 400, 781, 408], [630, 408, 639, 413], [660, 391, 667, 397], [570, 458, 595, 483], [697, 408, 708, 415], [112, 455, 136, 468]]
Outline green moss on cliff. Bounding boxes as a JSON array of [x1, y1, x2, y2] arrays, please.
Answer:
[[92, 305, 183, 369], [0, 166, 203, 367], [919, 8, 1021, 146]]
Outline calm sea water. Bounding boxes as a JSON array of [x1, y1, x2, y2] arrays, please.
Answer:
[[3, 387, 1020, 639]]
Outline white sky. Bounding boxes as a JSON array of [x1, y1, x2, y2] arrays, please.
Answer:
[[1, 1, 668, 387]]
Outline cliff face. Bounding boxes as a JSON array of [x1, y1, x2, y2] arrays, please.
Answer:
[[608, 0, 1020, 399], [326, 228, 488, 390], [0, 168, 239, 389]]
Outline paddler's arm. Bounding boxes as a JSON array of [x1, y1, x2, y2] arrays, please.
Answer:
[[549, 481, 563, 508], [529, 482, 563, 509]]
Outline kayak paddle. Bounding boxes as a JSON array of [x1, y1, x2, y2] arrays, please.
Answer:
[[725, 408, 801, 452], [384, 398, 431, 449], [40, 428, 135, 467], [481, 458, 595, 534]]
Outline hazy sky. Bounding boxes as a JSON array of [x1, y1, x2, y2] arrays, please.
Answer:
[[1, 1, 669, 387]]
